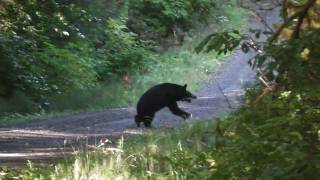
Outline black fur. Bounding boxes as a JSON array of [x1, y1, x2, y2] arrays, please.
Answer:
[[135, 83, 196, 127]]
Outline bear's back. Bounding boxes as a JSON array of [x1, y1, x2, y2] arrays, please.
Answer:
[[137, 83, 183, 114]]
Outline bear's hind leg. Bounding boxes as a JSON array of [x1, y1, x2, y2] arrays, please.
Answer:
[[143, 120, 151, 127], [142, 114, 154, 128]]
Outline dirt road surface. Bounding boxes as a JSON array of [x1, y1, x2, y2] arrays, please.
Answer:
[[0, 1, 281, 167]]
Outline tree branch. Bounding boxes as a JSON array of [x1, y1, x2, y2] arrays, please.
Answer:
[[269, 0, 316, 43]]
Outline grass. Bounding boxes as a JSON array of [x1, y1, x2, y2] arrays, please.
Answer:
[[49, 49, 222, 110], [0, 118, 222, 179]]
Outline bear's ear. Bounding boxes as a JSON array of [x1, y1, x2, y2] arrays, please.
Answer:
[[183, 84, 187, 89]]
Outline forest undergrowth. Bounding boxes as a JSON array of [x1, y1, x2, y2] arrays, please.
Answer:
[[0, 0, 247, 125]]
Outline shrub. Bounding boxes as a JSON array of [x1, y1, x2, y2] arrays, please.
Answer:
[[127, 0, 217, 42], [210, 88, 320, 179]]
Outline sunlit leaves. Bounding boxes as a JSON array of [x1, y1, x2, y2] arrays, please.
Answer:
[[300, 47, 310, 60], [287, 131, 303, 141], [284, 0, 320, 34], [272, 24, 294, 40], [286, 0, 309, 16], [289, 0, 309, 5]]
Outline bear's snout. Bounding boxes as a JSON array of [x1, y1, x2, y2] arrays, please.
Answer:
[[182, 95, 196, 102]]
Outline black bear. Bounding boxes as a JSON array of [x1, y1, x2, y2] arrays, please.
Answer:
[[135, 83, 196, 127]]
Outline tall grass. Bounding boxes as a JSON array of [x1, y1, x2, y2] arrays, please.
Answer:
[[49, 49, 221, 110], [0, 119, 220, 179]]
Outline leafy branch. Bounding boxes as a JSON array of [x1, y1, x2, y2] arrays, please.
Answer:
[[269, 0, 316, 42]]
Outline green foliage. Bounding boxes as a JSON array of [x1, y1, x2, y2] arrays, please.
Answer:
[[0, 0, 151, 115], [46, 48, 220, 112], [0, 161, 53, 180], [0, 32, 97, 107], [0, 91, 37, 114], [195, 30, 242, 54], [211, 89, 320, 179], [0, 0, 246, 120], [96, 18, 155, 76], [35, 42, 98, 92], [127, 0, 217, 42], [0, 0, 101, 108], [255, 28, 320, 91], [194, 0, 320, 179]]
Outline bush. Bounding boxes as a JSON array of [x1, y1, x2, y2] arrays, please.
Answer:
[[127, 0, 217, 43], [95, 18, 156, 78], [210, 88, 320, 179]]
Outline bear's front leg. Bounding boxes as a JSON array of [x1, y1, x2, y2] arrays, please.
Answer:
[[181, 112, 191, 119], [168, 102, 191, 120]]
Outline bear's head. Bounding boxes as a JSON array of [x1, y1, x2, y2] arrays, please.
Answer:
[[180, 84, 197, 103]]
